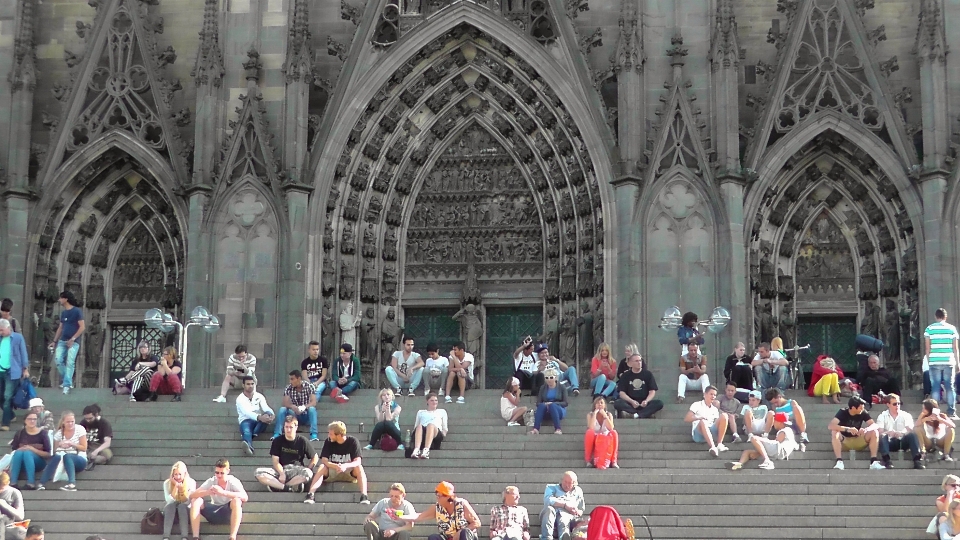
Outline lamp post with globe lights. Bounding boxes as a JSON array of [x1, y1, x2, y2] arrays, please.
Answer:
[[144, 307, 220, 388]]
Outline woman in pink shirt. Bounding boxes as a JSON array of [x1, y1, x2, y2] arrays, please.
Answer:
[[590, 344, 617, 399]]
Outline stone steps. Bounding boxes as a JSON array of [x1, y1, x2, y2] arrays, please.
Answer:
[[11, 388, 946, 539]]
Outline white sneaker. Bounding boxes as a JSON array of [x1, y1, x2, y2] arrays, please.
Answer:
[[833, 461, 845, 470], [438, 389, 445, 397], [716, 443, 729, 452], [507, 421, 521, 427], [709, 447, 720, 457], [732, 433, 742, 443], [212, 395, 226, 403], [424, 389, 431, 397], [456, 396, 465, 404], [444, 396, 452, 404], [758, 460, 775, 470], [63, 386, 70, 395], [869, 461, 885, 470]]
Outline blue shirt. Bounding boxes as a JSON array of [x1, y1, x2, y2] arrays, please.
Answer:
[[59, 307, 83, 344], [542, 483, 585, 514]]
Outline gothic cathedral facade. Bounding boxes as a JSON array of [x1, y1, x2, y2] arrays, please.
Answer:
[[0, 0, 951, 390]]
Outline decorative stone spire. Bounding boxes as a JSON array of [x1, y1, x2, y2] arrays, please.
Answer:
[[915, 0, 947, 65], [243, 48, 262, 83], [283, 0, 314, 84], [191, 0, 224, 87], [9, 0, 38, 92], [667, 31, 688, 81], [611, 0, 642, 74], [709, 0, 741, 70]]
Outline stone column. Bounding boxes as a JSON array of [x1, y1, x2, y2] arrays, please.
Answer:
[[0, 0, 38, 325], [612, 177, 642, 348], [183, 187, 213, 388], [278, 185, 312, 383]]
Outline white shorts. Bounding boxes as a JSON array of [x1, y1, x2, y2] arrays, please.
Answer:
[[757, 437, 795, 460]]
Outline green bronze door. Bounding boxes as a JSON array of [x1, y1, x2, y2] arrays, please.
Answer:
[[485, 306, 543, 390], [797, 315, 858, 379], [403, 307, 461, 359]]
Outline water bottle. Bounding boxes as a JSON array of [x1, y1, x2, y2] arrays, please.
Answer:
[[359, 422, 365, 433], [405, 429, 411, 442]]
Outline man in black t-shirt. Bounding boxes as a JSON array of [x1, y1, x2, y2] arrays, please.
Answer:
[[255, 414, 318, 492], [304, 421, 370, 505], [80, 403, 113, 470], [301, 341, 330, 400], [828, 396, 882, 470], [613, 354, 664, 419], [723, 342, 754, 395]]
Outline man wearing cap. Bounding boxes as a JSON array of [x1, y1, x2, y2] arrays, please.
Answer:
[[741, 390, 769, 438], [764, 388, 809, 446], [30, 398, 54, 432], [0, 319, 29, 431], [829, 396, 883, 470], [80, 403, 112, 470], [272, 370, 319, 441], [330, 344, 362, 401], [303, 421, 370, 505], [726, 412, 799, 471], [364, 482, 416, 540], [531, 344, 579, 398], [540, 471, 584, 540], [396, 481, 481, 540], [875, 393, 924, 469], [512, 337, 538, 392], [115, 341, 158, 400]]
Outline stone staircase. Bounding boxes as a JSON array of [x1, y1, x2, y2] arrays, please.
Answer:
[[8, 387, 949, 539]]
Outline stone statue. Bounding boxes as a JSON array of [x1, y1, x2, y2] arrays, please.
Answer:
[[576, 299, 594, 362], [883, 298, 900, 367], [560, 304, 577, 362], [758, 300, 774, 343], [361, 306, 379, 365], [361, 224, 377, 258], [879, 255, 899, 297], [860, 300, 880, 338], [321, 251, 336, 296], [339, 258, 356, 300], [593, 296, 604, 346], [321, 297, 336, 359], [339, 301, 362, 349], [542, 305, 560, 353], [84, 312, 104, 387], [452, 303, 483, 356], [778, 304, 795, 349], [858, 255, 878, 300], [360, 258, 379, 303], [380, 307, 401, 368]]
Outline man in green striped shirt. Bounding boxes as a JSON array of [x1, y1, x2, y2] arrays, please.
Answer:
[[924, 308, 960, 418]]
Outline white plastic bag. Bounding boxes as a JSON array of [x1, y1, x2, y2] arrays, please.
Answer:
[[0, 452, 12, 472]]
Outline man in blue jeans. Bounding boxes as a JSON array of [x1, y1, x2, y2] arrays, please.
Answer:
[[925, 308, 960, 418], [236, 376, 274, 455], [273, 370, 318, 441], [0, 319, 30, 430], [49, 291, 84, 394]]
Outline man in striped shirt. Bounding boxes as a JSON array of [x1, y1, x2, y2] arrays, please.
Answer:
[[924, 308, 960, 419]]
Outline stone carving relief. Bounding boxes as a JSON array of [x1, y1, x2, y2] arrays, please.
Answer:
[[112, 224, 165, 303], [404, 127, 544, 281], [794, 213, 854, 298]]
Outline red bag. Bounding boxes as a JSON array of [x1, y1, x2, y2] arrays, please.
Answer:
[[379, 434, 399, 451], [586, 505, 629, 540]]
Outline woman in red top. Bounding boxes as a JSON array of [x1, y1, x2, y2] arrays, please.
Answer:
[[590, 343, 617, 399], [807, 355, 844, 403]]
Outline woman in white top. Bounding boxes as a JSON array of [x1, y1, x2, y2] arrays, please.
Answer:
[[584, 396, 619, 469], [411, 393, 448, 459], [365, 388, 403, 451], [500, 377, 528, 427], [162, 461, 196, 540], [940, 499, 960, 540], [37, 410, 87, 491]]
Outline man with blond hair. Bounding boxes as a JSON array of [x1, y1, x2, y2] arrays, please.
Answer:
[[490, 485, 530, 540], [364, 482, 416, 540], [304, 421, 370, 505]]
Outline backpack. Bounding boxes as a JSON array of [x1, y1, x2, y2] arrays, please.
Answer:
[[11, 378, 35, 410], [379, 434, 399, 452], [140, 507, 163, 534], [586, 505, 629, 540]]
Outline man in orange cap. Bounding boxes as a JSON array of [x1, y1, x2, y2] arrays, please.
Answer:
[[726, 412, 799, 471], [394, 481, 481, 540]]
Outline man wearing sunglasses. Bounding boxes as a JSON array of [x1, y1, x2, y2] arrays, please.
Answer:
[[875, 394, 924, 469], [189, 459, 247, 540]]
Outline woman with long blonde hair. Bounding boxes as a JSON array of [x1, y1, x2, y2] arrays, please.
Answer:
[[590, 343, 617, 399], [163, 461, 196, 540], [364, 388, 403, 451], [38, 410, 87, 491], [938, 499, 960, 539]]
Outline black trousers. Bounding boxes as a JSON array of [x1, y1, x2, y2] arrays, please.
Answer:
[[369, 420, 402, 447], [613, 398, 664, 418]]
